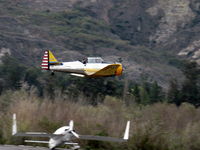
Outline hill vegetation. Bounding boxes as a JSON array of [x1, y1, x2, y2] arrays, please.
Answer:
[[2, 0, 199, 86], [0, 55, 199, 106]]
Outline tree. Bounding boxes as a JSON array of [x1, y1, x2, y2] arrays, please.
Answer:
[[149, 81, 164, 103], [130, 84, 140, 103], [0, 54, 26, 91], [66, 77, 124, 105], [139, 86, 150, 105], [168, 79, 181, 106], [181, 61, 200, 106]]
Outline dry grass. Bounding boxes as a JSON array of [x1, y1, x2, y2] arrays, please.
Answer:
[[0, 90, 200, 150]]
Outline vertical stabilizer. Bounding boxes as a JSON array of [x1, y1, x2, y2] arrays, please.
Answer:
[[12, 113, 17, 135], [48, 51, 59, 64], [123, 121, 130, 140], [41, 50, 49, 70]]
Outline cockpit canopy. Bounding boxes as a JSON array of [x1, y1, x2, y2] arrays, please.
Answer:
[[87, 57, 104, 63]]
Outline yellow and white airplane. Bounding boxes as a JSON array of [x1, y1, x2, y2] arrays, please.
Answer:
[[41, 50, 123, 77], [12, 114, 130, 150]]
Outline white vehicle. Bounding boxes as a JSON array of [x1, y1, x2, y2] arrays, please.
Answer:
[[12, 114, 130, 150], [41, 50, 123, 77]]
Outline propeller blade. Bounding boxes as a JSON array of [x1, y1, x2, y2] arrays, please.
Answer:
[[68, 120, 79, 138], [69, 120, 74, 131], [71, 131, 79, 138]]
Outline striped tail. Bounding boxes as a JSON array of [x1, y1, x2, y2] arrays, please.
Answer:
[[41, 50, 60, 70], [41, 50, 49, 70]]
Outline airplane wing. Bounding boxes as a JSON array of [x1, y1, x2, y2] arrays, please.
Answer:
[[14, 132, 61, 138], [79, 135, 125, 142], [26, 140, 80, 149], [25, 140, 49, 144], [89, 64, 122, 77], [79, 121, 130, 143], [12, 114, 62, 138]]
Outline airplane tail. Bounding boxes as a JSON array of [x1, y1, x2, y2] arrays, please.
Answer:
[[41, 50, 60, 70]]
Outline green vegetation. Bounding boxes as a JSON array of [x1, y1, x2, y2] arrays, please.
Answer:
[[0, 55, 199, 106], [0, 0, 182, 86], [0, 91, 200, 150], [168, 61, 200, 107], [25, 10, 129, 52], [0, 1, 200, 149], [1, 0, 199, 91], [0, 55, 199, 150]]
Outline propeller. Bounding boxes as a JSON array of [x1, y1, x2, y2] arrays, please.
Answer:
[[69, 120, 74, 131], [118, 57, 123, 63], [69, 120, 79, 138], [71, 130, 79, 138]]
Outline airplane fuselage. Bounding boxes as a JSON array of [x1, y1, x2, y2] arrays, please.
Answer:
[[41, 51, 123, 77], [48, 126, 72, 149], [50, 61, 122, 77]]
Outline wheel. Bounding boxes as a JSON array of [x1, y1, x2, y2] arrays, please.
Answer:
[[72, 145, 80, 150]]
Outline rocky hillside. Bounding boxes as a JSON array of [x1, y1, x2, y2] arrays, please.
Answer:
[[0, 0, 200, 87]]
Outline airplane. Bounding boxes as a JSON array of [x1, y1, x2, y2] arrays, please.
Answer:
[[12, 114, 130, 150], [41, 50, 123, 77]]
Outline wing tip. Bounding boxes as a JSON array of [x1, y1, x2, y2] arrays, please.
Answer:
[[12, 113, 17, 136], [123, 121, 130, 140]]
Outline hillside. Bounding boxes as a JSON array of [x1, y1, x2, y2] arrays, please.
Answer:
[[0, 0, 200, 86]]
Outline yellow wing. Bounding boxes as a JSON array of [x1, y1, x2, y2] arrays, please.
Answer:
[[89, 64, 122, 77]]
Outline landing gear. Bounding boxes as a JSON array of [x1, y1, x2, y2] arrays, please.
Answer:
[[51, 71, 55, 76], [71, 145, 80, 150]]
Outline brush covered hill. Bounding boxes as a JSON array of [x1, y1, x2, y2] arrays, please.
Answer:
[[0, 0, 200, 86]]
